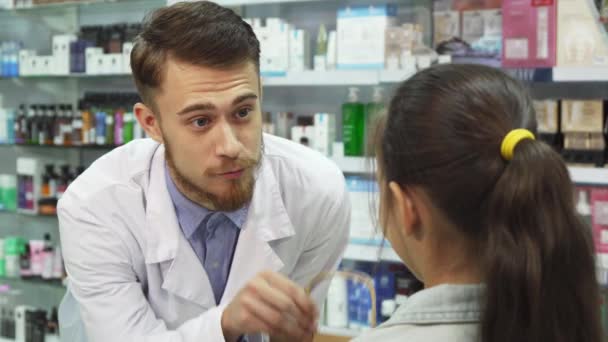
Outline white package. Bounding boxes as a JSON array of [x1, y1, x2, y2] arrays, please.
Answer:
[[122, 42, 134, 74], [256, 21, 290, 76], [346, 176, 382, 242], [337, 5, 397, 70], [52, 34, 77, 75], [313, 113, 336, 156], [18, 50, 35, 76], [289, 29, 310, 71], [105, 53, 123, 75], [85, 47, 103, 75], [291, 126, 315, 148]]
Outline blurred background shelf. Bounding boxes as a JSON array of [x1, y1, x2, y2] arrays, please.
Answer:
[[318, 326, 361, 338]]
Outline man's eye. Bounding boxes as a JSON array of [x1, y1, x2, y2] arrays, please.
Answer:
[[192, 117, 210, 128], [236, 108, 252, 119]]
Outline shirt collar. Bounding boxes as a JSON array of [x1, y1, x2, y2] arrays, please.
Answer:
[[164, 163, 248, 238]]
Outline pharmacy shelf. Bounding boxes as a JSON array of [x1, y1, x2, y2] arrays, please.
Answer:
[[3, 69, 414, 86], [331, 156, 372, 174], [318, 326, 361, 338], [569, 166, 608, 185], [0, 338, 13, 342], [552, 67, 608, 82], [262, 70, 380, 86], [378, 69, 417, 83], [216, 0, 323, 5], [333, 156, 608, 186], [0, 277, 65, 289], [10, 143, 117, 150], [344, 240, 401, 263]]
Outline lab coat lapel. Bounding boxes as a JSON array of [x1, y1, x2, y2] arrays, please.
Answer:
[[221, 159, 296, 303], [144, 144, 215, 309]]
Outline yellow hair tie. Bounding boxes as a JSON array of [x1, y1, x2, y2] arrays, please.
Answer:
[[500, 129, 535, 161]]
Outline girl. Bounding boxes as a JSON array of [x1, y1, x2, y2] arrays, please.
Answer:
[[354, 64, 602, 342]]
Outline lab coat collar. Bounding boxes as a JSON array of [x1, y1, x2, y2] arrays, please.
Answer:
[[143, 143, 295, 307]]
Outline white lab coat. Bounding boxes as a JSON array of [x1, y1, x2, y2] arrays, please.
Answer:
[[57, 134, 351, 342]]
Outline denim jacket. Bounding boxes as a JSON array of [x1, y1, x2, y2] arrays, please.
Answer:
[[353, 284, 484, 342]]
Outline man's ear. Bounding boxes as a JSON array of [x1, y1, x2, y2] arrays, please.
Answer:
[[134, 102, 163, 143]]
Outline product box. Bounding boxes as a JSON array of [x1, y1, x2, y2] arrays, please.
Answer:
[[255, 18, 290, 77], [557, 0, 608, 67], [18, 50, 35, 76], [291, 126, 315, 148], [337, 5, 398, 70], [533, 100, 559, 133], [104, 53, 123, 75], [289, 29, 310, 71], [433, 11, 460, 47], [0, 0, 14, 9], [502, 0, 557, 68], [591, 188, 608, 254], [52, 34, 77, 75], [346, 176, 381, 242], [385, 26, 416, 70], [85, 47, 103, 75], [561, 100, 604, 133], [313, 113, 336, 157], [275, 112, 294, 139], [462, 9, 502, 56]]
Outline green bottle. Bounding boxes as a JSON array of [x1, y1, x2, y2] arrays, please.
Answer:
[[123, 112, 134, 144], [105, 107, 114, 146], [365, 87, 386, 156], [1, 175, 17, 212], [342, 87, 366, 156]]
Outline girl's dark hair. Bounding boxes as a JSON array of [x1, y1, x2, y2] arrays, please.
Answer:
[[378, 64, 602, 342]]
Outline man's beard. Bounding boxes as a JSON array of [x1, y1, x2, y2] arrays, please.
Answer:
[[164, 139, 262, 212]]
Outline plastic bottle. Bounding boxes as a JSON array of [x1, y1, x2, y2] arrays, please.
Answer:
[[6, 109, 14, 145], [342, 87, 366, 156], [27, 105, 38, 145], [122, 112, 134, 144], [576, 189, 592, 228], [114, 107, 124, 146], [15, 104, 26, 144], [326, 276, 348, 328], [41, 234, 54, 280], [52, 105, 63, 146], [95, 109, 106, 146], [62, 104, 73, 146], [71, 105, 83, 146]]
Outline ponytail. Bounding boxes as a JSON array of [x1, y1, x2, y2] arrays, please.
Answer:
[[480, 138, 602, 342]]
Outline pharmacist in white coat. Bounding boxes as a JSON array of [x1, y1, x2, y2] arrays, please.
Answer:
[[57, 2, 350, 342]]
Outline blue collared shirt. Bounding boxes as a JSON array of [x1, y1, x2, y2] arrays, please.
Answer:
[[164, 164, 248, 305]]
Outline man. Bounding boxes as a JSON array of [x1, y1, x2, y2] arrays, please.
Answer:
[[56, 2, 350, 341]]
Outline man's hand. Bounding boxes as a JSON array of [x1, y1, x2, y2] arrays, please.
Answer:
[[221, 271, 318, 342]]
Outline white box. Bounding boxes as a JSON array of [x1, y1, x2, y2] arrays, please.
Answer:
[[18, 50, 35, 76], [0, 0, 14, 9], [41, 55, 54, 76], [105, 53, 123, 74], [289, 29, 310, 71], [122, 42, 134, 74], [337, 5, 397, 70], [85, 48, 103, 75], [52, 34, 77, 75], [345, 176, 382, 241], [291, 126, 315, 148], [256, 22, 290, 76], [314, 113, 336, 156]]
